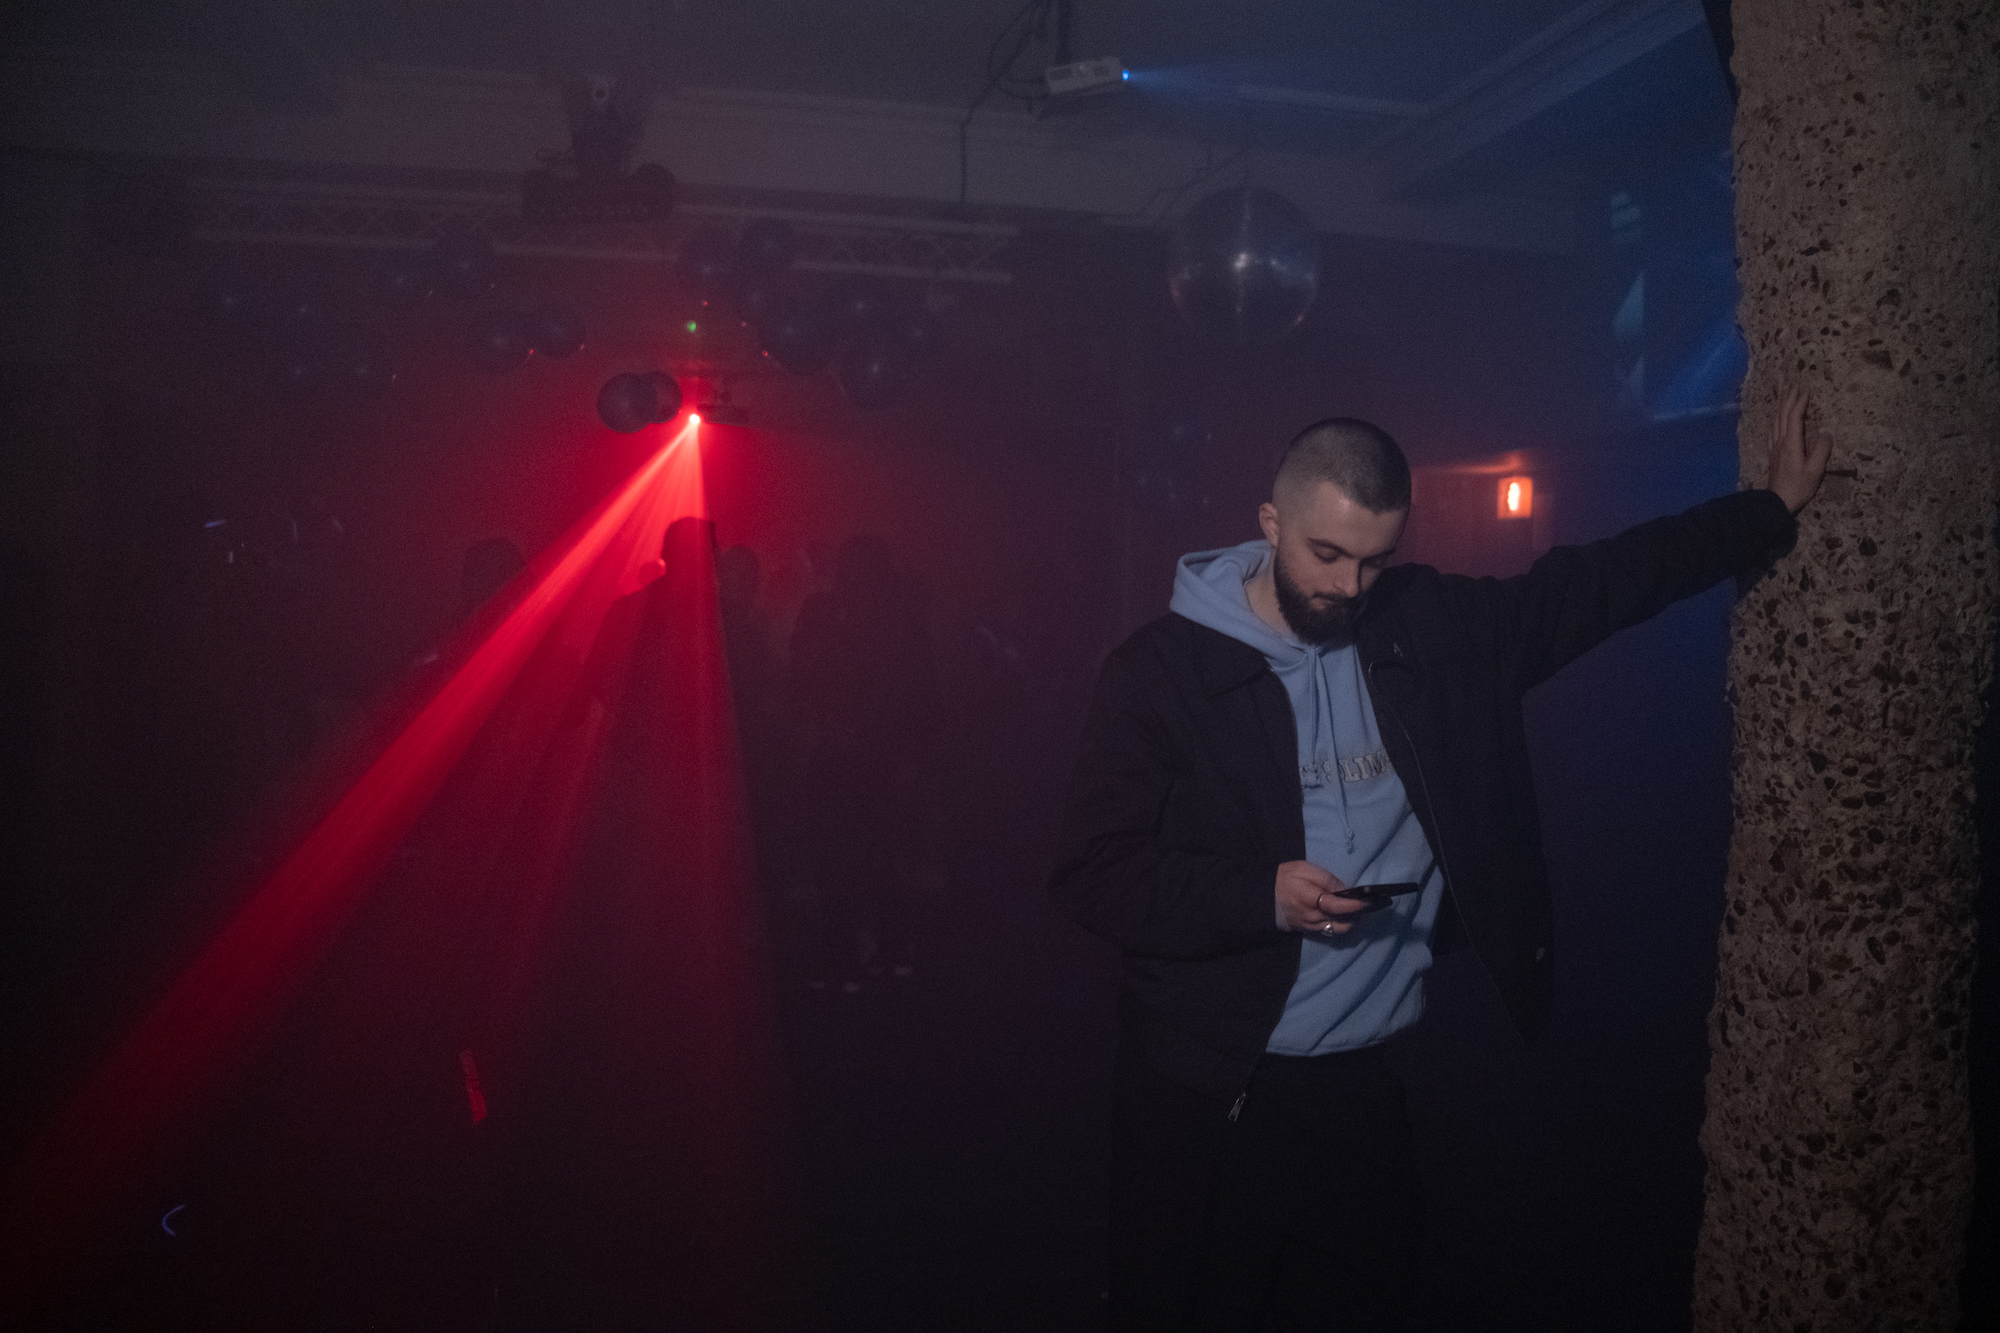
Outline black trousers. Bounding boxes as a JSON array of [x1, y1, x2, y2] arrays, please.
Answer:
[[1108, 1038, 1424, 1333]]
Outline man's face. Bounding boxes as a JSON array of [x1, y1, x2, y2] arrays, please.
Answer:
[[1259, 481, 1406, 647]]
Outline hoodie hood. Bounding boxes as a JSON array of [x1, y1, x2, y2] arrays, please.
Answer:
[[1169, 541, 1299, 663], [1170, 540, 1373, 857]]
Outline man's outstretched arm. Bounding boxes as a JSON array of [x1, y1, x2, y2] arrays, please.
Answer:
[[1461, 388, 1830, 693]]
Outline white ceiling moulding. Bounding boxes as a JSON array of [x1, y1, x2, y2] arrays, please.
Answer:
[[1, 48, 1574, 254], [1367, 0, 1708, 196], [1223, 86, 1428, 120], [655, 86, 1572, 254], [183, 178, 1019, 284]]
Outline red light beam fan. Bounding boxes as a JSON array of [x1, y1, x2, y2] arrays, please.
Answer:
[[1, 417, 705, 1302]]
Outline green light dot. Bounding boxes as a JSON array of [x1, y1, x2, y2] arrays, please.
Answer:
[[685, 320, 699, 333]]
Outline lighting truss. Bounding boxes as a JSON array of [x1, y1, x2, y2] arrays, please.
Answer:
[[185, 178, 1017, 284]]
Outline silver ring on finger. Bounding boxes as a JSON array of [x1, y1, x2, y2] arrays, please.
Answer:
[[1315, 889, 1330, 915], [1320, 921, 1336, 936]]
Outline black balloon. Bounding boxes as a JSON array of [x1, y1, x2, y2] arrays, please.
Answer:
[[758, 298, 836, 375], [823, 274, 896, 339], [678, 227, 736, 297], [890, 304, 945, 362], [434, 228, 496, 300], [734, 218, 796, 278], [529, 305, 586, 358], [470, 310, 533, 371], [641, 371, 682, 422], [382, 252, 435, 306], [598, 373, 655, 432], [1168, 187, 1320, 344], [836, 337, 908, 409]]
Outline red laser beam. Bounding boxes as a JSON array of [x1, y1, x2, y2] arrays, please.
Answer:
[[3, 417, 706, 1298], [458, 1049, 488, 1126]]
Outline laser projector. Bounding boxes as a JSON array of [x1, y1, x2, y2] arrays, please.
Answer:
[[1043, 57, 1128, 99]]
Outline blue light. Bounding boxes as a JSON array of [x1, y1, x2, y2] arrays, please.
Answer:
[[1652, 308, 1749, 421], [1122, 69, 1130, 80]]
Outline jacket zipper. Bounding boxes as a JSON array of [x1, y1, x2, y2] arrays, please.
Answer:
[[1366, 651, 1474, 948], [1228, 1091, 1247, 1122]]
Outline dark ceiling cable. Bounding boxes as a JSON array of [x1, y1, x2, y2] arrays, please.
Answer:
[[959, 0, 1058, 207], [1129, 95, 1260, 229], [1133, 142, 1249, 229], [988, 0, 1058, 101]]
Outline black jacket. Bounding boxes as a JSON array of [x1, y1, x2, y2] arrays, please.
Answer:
[[1048, 489, 1796, 1102]]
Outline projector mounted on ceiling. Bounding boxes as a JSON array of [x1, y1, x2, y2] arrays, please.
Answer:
[[1043, 56, 1128, 99]]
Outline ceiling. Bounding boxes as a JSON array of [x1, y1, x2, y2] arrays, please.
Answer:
[[8, 1, 1604, 106], [1, 0, 1734, 252]]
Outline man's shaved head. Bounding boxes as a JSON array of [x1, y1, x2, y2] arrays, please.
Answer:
[[1273, 418, 1410, 515]]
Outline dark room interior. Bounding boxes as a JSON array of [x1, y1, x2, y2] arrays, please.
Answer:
[[3, 3, 1995, 1331]]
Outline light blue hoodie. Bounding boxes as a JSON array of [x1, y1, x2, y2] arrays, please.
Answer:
[[1169, 540, 1444, 1054]]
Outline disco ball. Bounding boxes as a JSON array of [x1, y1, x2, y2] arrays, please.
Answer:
[[1168, 187, 1320, 344]]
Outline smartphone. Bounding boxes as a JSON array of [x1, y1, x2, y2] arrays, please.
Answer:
[[1337, 881, 1424, 910]]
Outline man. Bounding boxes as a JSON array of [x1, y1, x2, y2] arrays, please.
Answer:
[[1049, 388, 1829, 1330]]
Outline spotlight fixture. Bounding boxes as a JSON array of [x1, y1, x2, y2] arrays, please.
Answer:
[[1044, 56, 1128, 98], [1497, 475, 1534, 520], [694, 378, 748, 426]]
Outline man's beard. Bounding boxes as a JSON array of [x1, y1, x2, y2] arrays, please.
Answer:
[[1272, 548, 1362, 648]]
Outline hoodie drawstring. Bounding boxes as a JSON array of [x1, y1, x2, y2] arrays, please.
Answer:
[[1167, 541, 1368, 860], [1297, 645, 1357, 856]]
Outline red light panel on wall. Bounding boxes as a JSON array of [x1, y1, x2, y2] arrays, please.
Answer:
[[1497, 475, 1533, 519]]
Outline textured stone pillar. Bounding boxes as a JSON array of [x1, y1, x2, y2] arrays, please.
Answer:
[[1694, 2, 2000, 1329]]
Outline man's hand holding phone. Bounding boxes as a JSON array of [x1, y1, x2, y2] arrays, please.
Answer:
[[1277, 861, 1424, 936], [1275, 861, 1364, 936]]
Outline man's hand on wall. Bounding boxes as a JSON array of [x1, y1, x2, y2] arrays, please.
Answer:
[[1766, 383, 1833, 515], [1275, 861, 1371, 937]]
